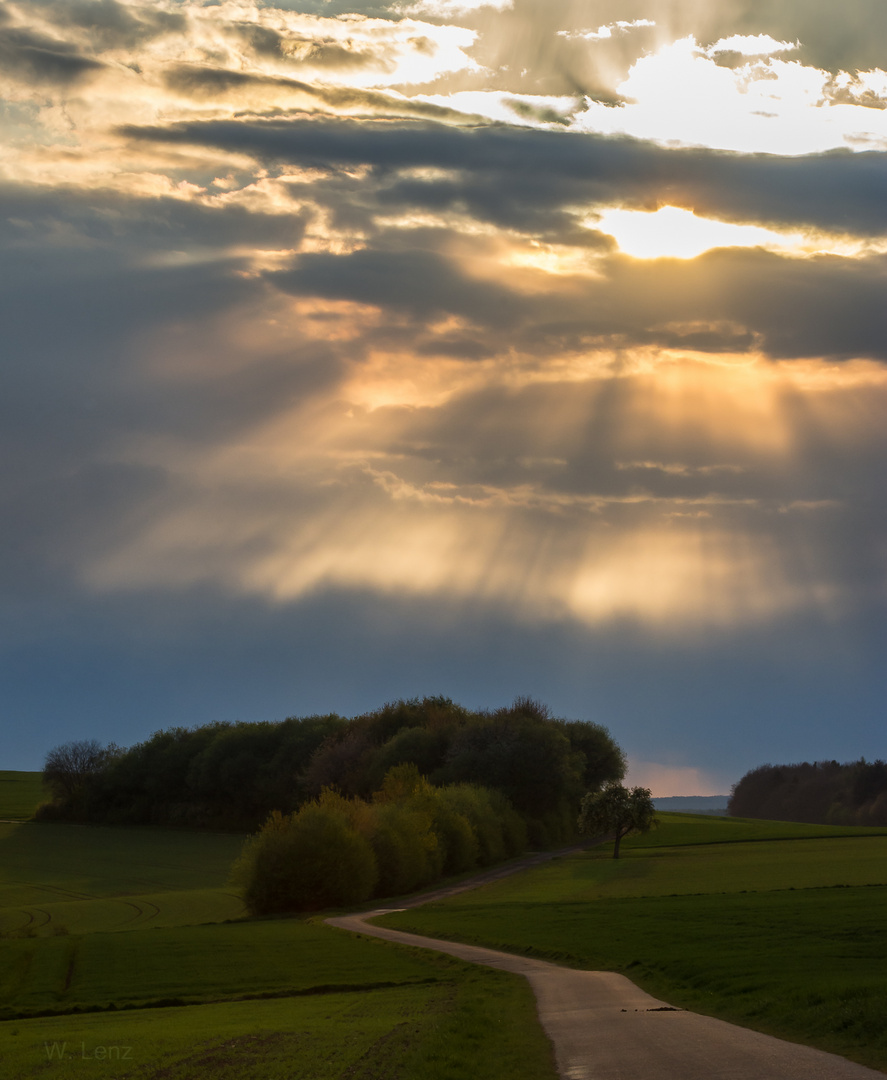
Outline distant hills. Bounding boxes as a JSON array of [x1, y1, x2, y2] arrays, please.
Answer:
[[653, 795, 729, 815]]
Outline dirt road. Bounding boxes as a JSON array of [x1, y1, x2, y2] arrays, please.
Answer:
[[327, 850, 884, 1079]]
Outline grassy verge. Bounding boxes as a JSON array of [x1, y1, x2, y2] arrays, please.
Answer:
[[376, 813, 887, 1072]]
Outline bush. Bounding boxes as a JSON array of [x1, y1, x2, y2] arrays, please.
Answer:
[[235, 806, 377, 914], [436, 784, 507, 866], [428, 801, 478, 874]]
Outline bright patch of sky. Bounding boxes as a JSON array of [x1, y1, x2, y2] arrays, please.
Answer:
[[570, 36, 887, 154], [592, 206, 887, 261]]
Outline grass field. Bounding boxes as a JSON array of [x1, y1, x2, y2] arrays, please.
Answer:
[[0, 771, 47, 821], [0, 820, 246, 935], [376, 813, 887, 1072], [0, 774, 558, 1079]]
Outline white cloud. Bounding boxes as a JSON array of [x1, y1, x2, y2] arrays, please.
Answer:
[[557, 18, 655, 42], [397, 0, 513, 15], [571, 36, 887, 154], [707, 34, 798, 57]]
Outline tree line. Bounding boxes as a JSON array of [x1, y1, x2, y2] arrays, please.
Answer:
[[728, 759, 887, 825], [38, 696, 626, 846]]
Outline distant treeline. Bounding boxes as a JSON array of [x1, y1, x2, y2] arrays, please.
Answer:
[[728, 759, 887, 825], [38, 696, 625, 847]]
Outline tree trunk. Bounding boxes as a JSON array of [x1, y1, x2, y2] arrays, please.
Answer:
[[613, 830, 623, 859]]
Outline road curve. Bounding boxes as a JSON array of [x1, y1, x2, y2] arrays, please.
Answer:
[[326, 856, 884, 1079]]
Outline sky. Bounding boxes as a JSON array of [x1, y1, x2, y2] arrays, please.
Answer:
[[2, 0, 886, 795]]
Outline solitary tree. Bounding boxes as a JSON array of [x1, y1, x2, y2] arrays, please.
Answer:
[[578, 782, 656, 858]]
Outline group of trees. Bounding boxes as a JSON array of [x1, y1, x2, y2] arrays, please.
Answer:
[[728, 759, 887, 825], [234, 763, 529, 912], [38, 697, 626, 845]]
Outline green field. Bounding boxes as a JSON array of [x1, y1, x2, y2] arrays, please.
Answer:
[[0, 771, 47, 821], [6, 782, 887, 1077], [0, 774, 557, 1080], [0, 820, 245, 935], [377, 813, 887, 1072]]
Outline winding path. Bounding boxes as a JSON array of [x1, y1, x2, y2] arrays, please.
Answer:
[[327, 852, 884, 1080]]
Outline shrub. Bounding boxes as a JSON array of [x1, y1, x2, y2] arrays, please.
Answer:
[[235, 805, 377, 914]]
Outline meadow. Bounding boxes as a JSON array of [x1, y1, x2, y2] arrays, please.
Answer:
[[0, 771, 48, 822], [377, 813, 887, 1072], [6, 772, 887, 1076], [0, 774, 557, 1080]]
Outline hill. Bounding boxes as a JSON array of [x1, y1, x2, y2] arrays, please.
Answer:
[[652, 795, 728, 814]]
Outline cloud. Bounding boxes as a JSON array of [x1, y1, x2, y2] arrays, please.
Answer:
[[573, 35, 887, 154], [2, 0, 886, 781], [558, 18, 655, 43], [397, 0, 513, 16], [120, 117, 887, 238], [707, 33, 798, 57], [0, 25, 105, 83], [35, 0, 187, 49]]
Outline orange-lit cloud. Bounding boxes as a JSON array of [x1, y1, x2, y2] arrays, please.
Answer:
[[3, 0, 886, 779]]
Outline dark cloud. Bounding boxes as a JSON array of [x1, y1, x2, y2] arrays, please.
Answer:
[[234, 22, 288, 59], [121, 117, 887, 237], [288, 38, 380, 69], [160, 64, 477, 123], [0, 25, 104, 83], [598, 249, 887, 361], [32, 0, 186, 48], [270, 246, 524, 325], [265, 228, 887, 363]]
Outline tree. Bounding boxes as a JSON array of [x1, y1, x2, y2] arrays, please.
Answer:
[[578, 783, 656, 859], [42, 739, 116, 807], [234, 805, 377, 914]]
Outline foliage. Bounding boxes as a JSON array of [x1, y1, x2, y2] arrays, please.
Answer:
[[233, 805, 378, 914], [35, 697, 625, 833], [0, 822, 557, 1080], [235, 762, 537, 912], [41, 740, 120, 812], [578, 783, 656, 858], [438, 711, 579, 816], [729, 759, 887, 825]]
